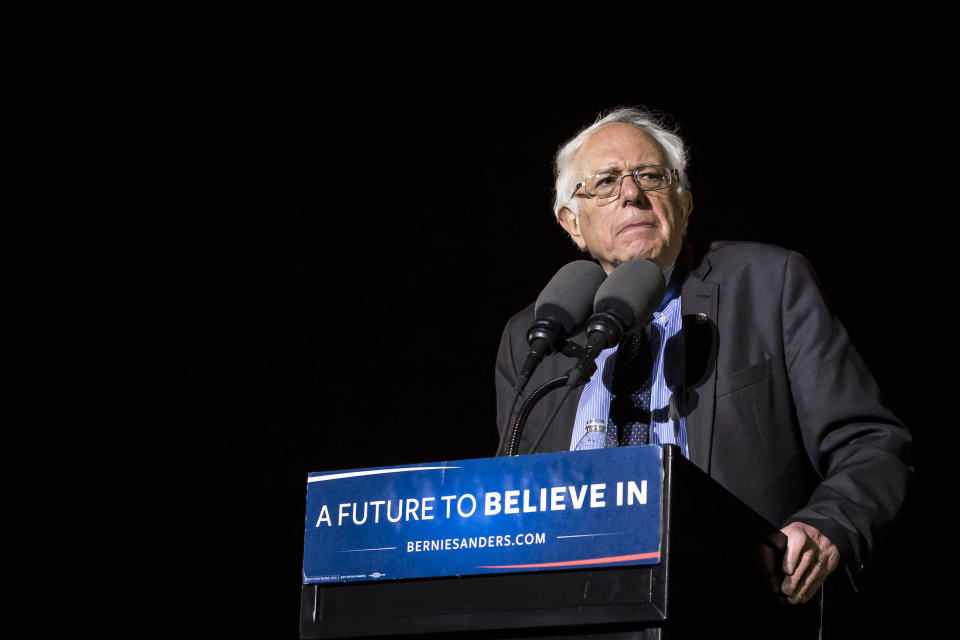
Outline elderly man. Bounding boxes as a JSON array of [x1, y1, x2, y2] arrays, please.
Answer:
[[494, 107, 912, 606]]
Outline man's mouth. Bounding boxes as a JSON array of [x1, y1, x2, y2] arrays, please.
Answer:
[[617, 220, 656, 236]]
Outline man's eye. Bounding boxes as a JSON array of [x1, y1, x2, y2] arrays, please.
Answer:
[[595, 175, 618, 187], [638, 170, 666, 181]]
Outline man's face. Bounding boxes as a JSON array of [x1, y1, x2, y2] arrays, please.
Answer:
[[559, 123, 693, 274]]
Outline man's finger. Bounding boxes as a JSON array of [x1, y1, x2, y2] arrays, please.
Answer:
[[782, 527, 810, 574], [782, 546, 817, 597], [791, 557, 825, 604]]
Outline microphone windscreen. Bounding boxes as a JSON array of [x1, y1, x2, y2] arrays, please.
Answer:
[[593, 259, 666, 331], [534, 260, 607, 335]]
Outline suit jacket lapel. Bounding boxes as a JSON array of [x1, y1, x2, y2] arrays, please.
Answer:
[[681, 254, 718, 474]]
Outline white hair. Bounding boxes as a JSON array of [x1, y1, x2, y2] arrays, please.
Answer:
[[553, 106, 690, 219]]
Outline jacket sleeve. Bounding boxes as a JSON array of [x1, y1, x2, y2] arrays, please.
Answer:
[[495, 307, 537, 452], [495, 319, 520, 450], [779, 251, 913, 572]]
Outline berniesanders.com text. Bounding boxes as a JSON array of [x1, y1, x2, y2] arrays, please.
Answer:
[[406, 532, 546, 553]]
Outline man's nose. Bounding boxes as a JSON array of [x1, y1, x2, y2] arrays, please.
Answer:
[[619, 173, 651, 207]]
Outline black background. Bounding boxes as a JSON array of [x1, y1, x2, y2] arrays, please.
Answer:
[[139, 62, 947, 638]]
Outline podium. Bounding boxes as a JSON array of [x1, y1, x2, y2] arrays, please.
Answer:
[[300, 446, 820, 639]]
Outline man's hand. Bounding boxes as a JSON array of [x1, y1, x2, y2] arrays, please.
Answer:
[[780, 522, 840, 604]]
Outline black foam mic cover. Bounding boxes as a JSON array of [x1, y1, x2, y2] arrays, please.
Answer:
[[564, 259, 666, 388], [534, 260, 607, 332], [513, 261, 607, 395], [593, 259, 666, 335]]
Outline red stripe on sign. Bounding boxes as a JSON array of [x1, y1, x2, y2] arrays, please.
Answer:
[[477, 551, 660, 569]]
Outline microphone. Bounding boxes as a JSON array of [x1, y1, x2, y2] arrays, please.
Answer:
[[514, 260, 607, 394], [498, 259, 606, 457], [565, 259, 666, 387]]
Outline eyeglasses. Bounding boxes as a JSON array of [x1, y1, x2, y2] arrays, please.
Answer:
[[571, 165, 678, 203]]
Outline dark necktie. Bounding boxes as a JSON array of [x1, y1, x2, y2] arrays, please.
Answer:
[[607, 329, 653, 447]]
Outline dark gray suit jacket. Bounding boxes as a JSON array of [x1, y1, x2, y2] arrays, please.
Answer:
[[495, 241, 912, 574]]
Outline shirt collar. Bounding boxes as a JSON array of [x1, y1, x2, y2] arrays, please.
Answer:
[[658, 261, 681, 312]]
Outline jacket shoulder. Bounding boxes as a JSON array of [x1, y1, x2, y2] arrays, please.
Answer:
[[702, 240, 799, 268], [503, 301, 536, 334]]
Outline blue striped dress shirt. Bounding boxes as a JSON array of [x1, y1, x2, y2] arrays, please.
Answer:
[[569, 265, 688, 458]]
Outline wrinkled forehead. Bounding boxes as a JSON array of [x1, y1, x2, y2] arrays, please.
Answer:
[[575, 123, 668, 176]]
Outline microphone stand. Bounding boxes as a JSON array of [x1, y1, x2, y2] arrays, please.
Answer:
[[500, 342, 595, 457]]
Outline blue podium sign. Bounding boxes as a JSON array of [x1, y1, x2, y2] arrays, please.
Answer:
[[302, 446, 663, 584]]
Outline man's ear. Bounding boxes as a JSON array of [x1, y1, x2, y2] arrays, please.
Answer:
[[679, 189, 693, 236], [558, 206, 587, 250]]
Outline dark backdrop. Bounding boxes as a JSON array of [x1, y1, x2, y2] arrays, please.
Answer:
[[141, 75, 944, 637]]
